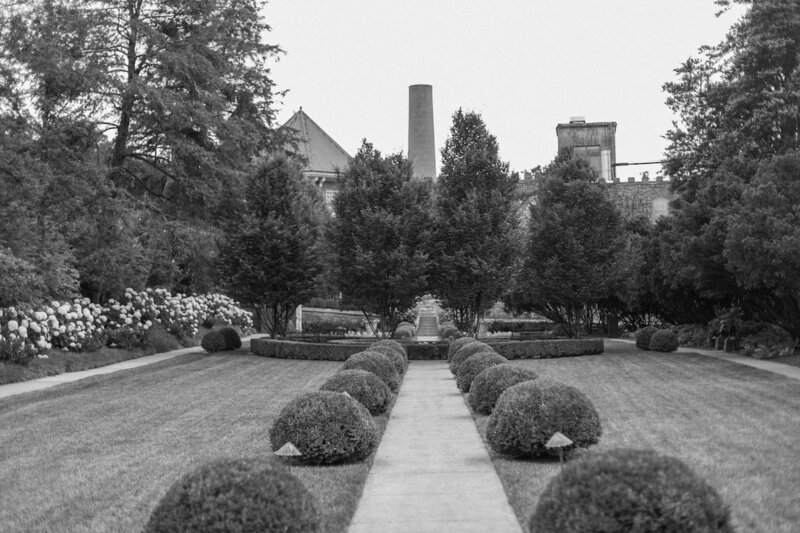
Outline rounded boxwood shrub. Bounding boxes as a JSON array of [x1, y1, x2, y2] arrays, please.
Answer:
[[449, 341, 492, 375], [456, 352, 508, 393], [320, 369, 392, 415], [468, 365, 539, 415], [269, 391, 378, 465], [144, 457, 319, 533], [393, 325, 415, 339], [200, 329, 227, 352], [649, 329, 679, 352], [366, 344, 406, 375], [371, 339, 407, 359], [529, 448, 733, 533], [341, 351, 401, 393], [448, 337, 477, 362], [635, 325, 659, 350], [219, 326, 242, 350], [487, 379, 601, 458], [438, 324, 460, 340]]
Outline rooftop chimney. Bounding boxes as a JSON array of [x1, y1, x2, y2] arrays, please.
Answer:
[[569, 116, 586, 124]]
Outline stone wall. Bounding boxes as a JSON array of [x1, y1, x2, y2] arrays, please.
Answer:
[[605, 178, 675, 221], [518, 175, 676, 222]]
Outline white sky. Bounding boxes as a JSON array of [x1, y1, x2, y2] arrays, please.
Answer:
[[263, 1, 745, 177]]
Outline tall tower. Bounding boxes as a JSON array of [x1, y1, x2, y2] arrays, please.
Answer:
[[408, 84, 436, 180], [556, 117, 617, 182]]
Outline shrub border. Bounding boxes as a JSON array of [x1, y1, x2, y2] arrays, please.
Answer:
[[251, 337, 603, 361], [488, 338, 604, 359]]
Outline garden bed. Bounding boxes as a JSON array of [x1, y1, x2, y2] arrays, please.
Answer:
[[467, 341, 800, 533], [0, 351, 396, 533]]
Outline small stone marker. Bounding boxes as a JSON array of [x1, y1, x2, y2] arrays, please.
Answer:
[[545, 432, 573, 465], [274, 442, 302, 457]]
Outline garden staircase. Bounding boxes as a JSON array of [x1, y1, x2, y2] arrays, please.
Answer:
[[415, 314, 439, 341]]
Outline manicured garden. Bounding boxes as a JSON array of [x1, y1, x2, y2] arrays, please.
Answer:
[[0, 346, 403, 533], [461, 340, 800, 533]]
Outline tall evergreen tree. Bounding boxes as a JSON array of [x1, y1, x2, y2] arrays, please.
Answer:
[[430, 109, 520, 334], [329, 141, 433, 336], [506, 152, 624, 338], [220, 155, 328, 338], [658, 0, 800, 328]]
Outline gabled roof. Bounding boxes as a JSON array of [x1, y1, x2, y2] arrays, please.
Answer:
[[281, 108, 352, 175]]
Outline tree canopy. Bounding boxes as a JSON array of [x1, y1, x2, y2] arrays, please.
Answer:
[[329, 141, 433, 336]]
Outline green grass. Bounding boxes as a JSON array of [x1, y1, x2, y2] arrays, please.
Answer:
[[469, 341, 800, 533], [0, 350, 391, 532]]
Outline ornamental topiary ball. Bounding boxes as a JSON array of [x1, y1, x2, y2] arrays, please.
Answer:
[[449, 341, 492, 375], [144, 457, 320, 533], [342, 351, 401, 393], [219, 326, 242, 350], [393, 325, 415, 339], [366, 344, 406, 375], [320, 369, 392, 415], [649, 329, 680, 352], [635, 325, 659, 350], [439, 324, 460, 340], [371, 339, 408, 360], [529, 448, 733, 533], [269, 391, 378, 465], [468, 365, 539, 415], [456, 352, 508, 393], [487, 379, 601, 458], [448, 337, 477, 362], [200, 329, 227, 352]]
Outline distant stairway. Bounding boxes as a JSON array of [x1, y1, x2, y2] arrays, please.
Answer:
[[415, 315, 439, 340]]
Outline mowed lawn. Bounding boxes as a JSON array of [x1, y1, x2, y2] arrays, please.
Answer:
[[470, 340, 800, 533], [0, 350, 384, 533]]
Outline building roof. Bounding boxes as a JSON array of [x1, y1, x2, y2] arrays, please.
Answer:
[[281, 108, 352, 175]]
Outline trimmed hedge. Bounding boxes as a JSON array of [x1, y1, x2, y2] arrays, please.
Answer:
[[468, 365, 539, 415], [487, 339, 603, 359], [320, 369, 392, 415], [200, 330, 227, 352], [364, 344, 406, 376], [393, 325, 415, 339], [487, 319, 553, 333], [635, 326, 659, 350], [219, 327, 242, 350], [371, 339, 407, 359], [530, 448, 733, 533], [456, 352, 508, 393], [650, 329, 679, 352], [449, 341, 492, 375], [144, 457, 319, 532], [487, 379, 601, 458], [448, 337, 478, 362], [269, 391, 378, 465], [406, 342, 449, 360], [438, 324, 460, 340], [251, 338, 363, 361], [342, 351, 401, 393]]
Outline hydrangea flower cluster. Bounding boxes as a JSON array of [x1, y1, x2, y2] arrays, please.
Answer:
[[0, 289, 252, 361]]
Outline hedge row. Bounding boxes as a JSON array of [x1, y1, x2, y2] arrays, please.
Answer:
[[251, 337, 603, 361], [488, 338, 604, 359], [251, 338, 364, 361]]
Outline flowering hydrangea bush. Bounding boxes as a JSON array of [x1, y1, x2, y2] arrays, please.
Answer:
[[0, 289, 253, 364]]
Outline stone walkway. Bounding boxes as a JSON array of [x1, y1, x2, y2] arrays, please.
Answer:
[[608, 338, 800, 381], [348, 361, 522, 533], [0, 336, 266, 400]]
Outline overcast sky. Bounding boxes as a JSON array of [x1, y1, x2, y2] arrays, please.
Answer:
[[263, 1, 745, 178]]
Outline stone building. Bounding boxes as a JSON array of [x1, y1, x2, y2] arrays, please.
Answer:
[[552, 117, 675, 222], [280, 108, 352, 212], [556, 117, 617, 182]]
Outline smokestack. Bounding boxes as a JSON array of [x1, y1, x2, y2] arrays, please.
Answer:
[[408, 84, 436, 180]]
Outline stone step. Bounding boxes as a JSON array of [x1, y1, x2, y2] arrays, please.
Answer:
[[416, 316, 439, 337]]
